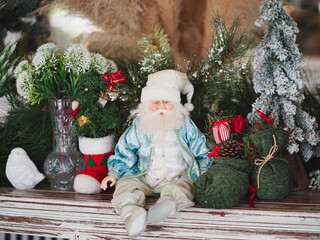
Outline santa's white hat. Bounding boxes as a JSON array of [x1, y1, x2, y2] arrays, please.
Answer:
[[140, 69, 194, 111]]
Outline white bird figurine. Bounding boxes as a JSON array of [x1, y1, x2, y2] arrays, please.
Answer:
[[6, 148, 45, 190]]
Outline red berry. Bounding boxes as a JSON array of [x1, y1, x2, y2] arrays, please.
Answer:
[[208, 153, 213, 158], [213, 152, 219, 157]]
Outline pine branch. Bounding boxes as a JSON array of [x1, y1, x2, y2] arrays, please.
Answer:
[[188, 14, 254, 126], [137, 27, 175, 77]]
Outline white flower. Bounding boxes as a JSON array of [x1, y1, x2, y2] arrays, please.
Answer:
[[32, 43, 58, 71], [14, 60, 29, 78], [63, 44, 91, 75], [90, 53, 118, 74], [16, 71, 33, 100]]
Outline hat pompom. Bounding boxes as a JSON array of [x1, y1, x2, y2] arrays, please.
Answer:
[[184, 103, 194, 112]]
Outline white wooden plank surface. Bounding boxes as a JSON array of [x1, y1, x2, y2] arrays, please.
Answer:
[[0, 188, 320, 240]]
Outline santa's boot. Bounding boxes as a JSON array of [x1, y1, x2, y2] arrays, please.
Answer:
[[147, 197, 177, 224], [73, 135, 115, 194], [121, 205, 147, 237]]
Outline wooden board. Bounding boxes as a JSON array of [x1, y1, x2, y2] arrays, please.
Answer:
[[0, 187, 320, 240]]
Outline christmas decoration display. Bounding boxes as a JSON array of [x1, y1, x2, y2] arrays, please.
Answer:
[[247, 0, 320, 162], [246, 111, 291, 200], [0, 0, 318, 197], [6, 148, 45, 190]]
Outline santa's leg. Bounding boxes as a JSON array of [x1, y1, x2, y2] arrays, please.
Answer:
[[148, 174, 194, 224], [112, 177, 153, 237]]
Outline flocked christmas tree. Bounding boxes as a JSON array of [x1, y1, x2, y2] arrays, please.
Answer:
[[247, 0, 320, 162]]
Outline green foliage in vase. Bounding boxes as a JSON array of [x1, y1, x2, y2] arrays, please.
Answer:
[[14, 42, 117, 104], [187, 14, 255, 129]]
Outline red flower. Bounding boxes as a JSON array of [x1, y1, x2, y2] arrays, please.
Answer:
[[231, 114, 248, 134]]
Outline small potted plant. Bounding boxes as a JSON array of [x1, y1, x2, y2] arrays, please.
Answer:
[[71, 65, 127, 194]]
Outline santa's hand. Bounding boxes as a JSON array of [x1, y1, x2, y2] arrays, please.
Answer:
[[200, 171, 207, 175], [101, 175, 117, 190]]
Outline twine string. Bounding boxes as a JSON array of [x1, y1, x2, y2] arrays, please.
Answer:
[[254, 135, 278, 188]]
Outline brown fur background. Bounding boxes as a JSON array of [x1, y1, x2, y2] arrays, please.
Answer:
[[47, 0, 262, 64]]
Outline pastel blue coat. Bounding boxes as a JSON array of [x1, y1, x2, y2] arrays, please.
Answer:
[[108, 117, 212, 183]]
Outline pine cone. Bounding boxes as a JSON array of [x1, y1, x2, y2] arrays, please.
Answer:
[[218, 139, 244, 159]]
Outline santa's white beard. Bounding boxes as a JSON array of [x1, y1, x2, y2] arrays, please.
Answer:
[[131, 102, 189, 142]]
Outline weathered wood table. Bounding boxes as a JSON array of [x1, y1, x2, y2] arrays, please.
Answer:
[[0, 187, 319, 239]]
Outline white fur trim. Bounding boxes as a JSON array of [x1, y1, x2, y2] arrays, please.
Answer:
[[184, 103, 194, 112], [140, 86, 180, 103], [73, 174, 101, 194], [78, 134, 115, 155]]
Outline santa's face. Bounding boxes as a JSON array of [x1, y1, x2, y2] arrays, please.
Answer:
[[130, 100, 188, 137], [148, 100, 174, 115]]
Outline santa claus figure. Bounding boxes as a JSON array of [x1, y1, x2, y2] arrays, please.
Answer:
[[101, 69, 211, 237]]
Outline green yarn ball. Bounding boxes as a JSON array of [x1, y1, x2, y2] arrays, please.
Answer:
[[248, 129, 289, 157], [252, 157, 291, 199], [194, 157, 252, 209]]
